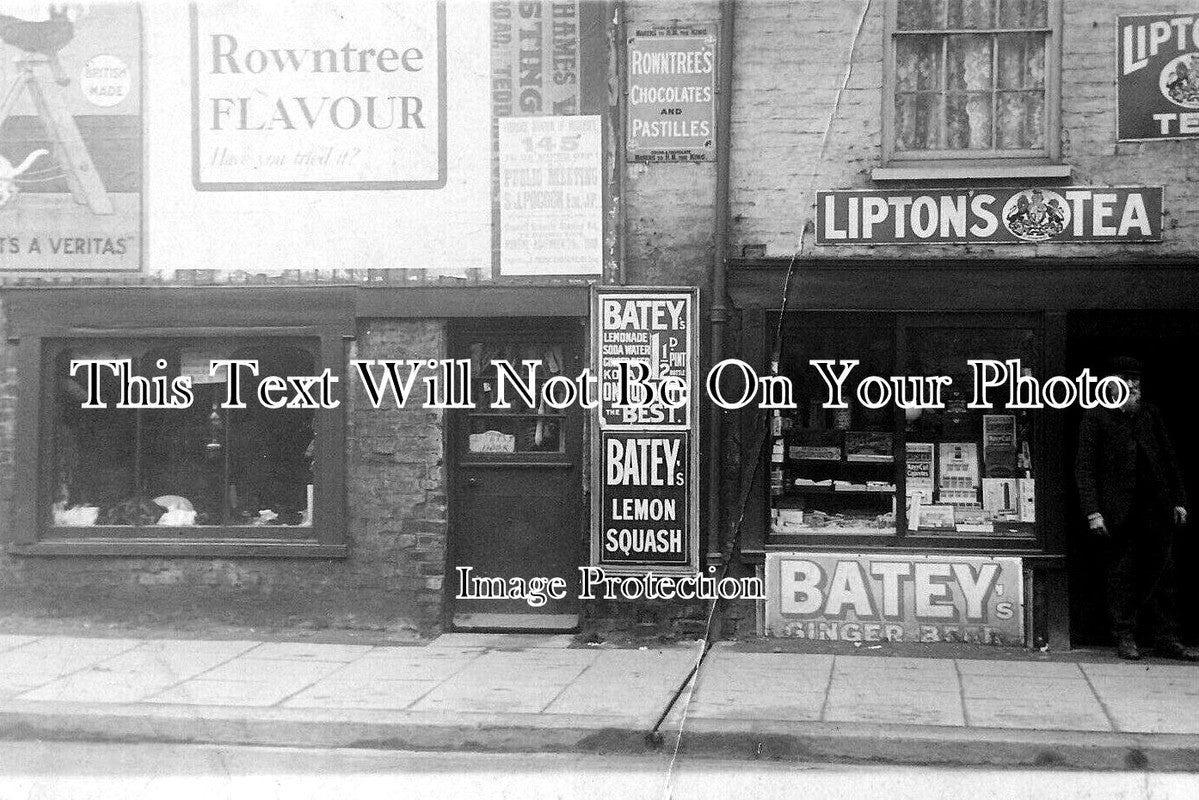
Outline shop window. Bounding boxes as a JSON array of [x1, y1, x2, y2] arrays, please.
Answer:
[[769, 313, 1040, 544], [771, 319, 899, 537], [885, 0, 1060, 164], [902, 323, 1038, 538], [49, 337, 318, 532]]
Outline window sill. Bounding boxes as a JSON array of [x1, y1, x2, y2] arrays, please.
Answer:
[[871, 164, 1073, 182], [10, 537, 349, 558]]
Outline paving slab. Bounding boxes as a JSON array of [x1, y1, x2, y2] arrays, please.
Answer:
[[244, 642, 377, 662], [427, 634, 574, 650], [0, 636, 40, 654], [282, 679, 441, 710], [2, 634, 1199, 770], [958, 674, 1097, 700], [824, 688, 967, 726], [146, 680, 302, 707], [965, 696, 1112, 731], [956, 659, 1084, 678], [17, 673, 176, 704], [195, 657, 345, 685], [85, 644, 256, 683], [0, 638, 142, 676], [324, 653, 480, 683]]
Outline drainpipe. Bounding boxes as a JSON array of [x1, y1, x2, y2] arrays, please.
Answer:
[[707, 0, 734, 569], [614, 0, 629, 285]]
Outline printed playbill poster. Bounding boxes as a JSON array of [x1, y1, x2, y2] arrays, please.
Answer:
[[0, 2, 142, 272]]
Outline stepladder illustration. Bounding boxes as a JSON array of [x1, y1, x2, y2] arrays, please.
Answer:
[[0, 13, 112, 215]]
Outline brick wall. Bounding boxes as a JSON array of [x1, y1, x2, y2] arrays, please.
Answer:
[[725, 0, 1199, 261], [0, 310, 450, 636], [624, 0, 721, 288], [622, 1, 1199, 271]]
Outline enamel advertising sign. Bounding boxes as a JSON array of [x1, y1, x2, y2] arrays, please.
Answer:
[[626, 24, 717, 162], [0, 2, 142, 272], [595, 290, 694, 429], [592, 287, 700, 574], [765, 552, 1025, 646], [1118, 13, 1199, 140], [816, 187, 1163, 245], [191, 0, 446, 190], [597, 430, 693, 569]]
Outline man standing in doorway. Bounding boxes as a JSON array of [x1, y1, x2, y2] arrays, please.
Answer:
[[1076, 357, 1195, 661]]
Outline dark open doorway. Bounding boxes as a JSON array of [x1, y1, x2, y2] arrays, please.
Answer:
[[1066, 311, 1199, 647]]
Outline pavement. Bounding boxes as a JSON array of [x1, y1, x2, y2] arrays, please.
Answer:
[[1, 632, 1198, 771]]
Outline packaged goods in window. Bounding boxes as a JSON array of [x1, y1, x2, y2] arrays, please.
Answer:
[[770, 508, 804, 533], [954, 506, 994, 534], [982, 477, 1019, 520], [1017, 478, 1036, 523], [793, 477, 833, 488], [845, 431, 894, 462], [905, 487, 934, 531], [796, 509, 895, 535], [982, 415, 1017, 477], [917, 504, 957, 532], [789, 430, 841, 461], [938, 442, 980, 491], [905, 442, 935, 490]]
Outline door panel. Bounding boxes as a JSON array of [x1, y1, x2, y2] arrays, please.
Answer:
[[448, 324, 583, 629]]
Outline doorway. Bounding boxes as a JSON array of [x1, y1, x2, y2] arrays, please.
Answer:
[[1066, 311, 1199, 646], [446, 321, 585, 631]]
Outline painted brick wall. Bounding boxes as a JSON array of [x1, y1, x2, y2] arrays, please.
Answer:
[[0, 310, 450, 635], [726, 0, 1199, 261], [624, 1, 721, 288]]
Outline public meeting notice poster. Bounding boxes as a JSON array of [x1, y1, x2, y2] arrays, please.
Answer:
[[1118, 13, 1199, 141], [498, 114, 602, 275], [0, 2, 143, 272], [591, 288, 699, 574]]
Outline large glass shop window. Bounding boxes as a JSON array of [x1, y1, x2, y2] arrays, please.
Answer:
[[903, 325, 1037, 538], [771, 318, 899, 537], [768, 315, 1038, 541], [50, 338, 316, 529]]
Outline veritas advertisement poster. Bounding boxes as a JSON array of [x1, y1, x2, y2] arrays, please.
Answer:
[[0, 3, 142, 272]]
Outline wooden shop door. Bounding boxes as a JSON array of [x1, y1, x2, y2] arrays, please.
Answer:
[[447, 323, 584, 631]]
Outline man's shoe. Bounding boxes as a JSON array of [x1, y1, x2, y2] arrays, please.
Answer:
[[1117, 637, 1142, 661], [1155, 640, 1199, 661]]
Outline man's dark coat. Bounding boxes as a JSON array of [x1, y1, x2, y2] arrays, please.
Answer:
[[1075, 403, 1187, 527]]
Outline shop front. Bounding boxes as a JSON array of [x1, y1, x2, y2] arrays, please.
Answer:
[[729, 258, 1199, 650]]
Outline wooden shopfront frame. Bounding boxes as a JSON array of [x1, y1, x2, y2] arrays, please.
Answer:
[[720, 256, 1199, 648]]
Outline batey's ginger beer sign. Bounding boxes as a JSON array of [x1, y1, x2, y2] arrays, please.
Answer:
[[765, 552, 1024, 646], [191, 0, 446, 190]]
